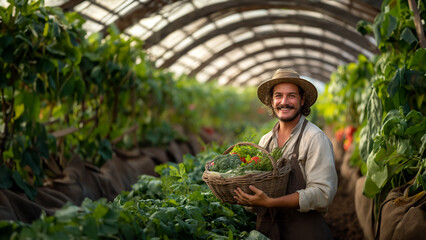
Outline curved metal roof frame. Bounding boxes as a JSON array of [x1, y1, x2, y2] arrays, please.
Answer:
[[209, 51, 339, 83], [189, 30, 362, 78], [242, 65, 331, 85], [53, 0, 381, 86], [157, 14, 376, 67]]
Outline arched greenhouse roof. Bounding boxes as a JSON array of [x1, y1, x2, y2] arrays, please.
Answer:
[[48, 0, 382, 86]]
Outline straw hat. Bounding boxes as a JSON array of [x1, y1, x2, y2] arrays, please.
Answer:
[[257, 69, 318, 107]]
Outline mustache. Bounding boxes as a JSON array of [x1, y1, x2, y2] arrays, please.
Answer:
[[275, 104, 295, 110]]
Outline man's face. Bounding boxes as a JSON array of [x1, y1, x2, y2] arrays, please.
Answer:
[[271, 82, 304, 122]]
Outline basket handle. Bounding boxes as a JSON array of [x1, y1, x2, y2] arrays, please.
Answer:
[[222, 142, 277, 175]]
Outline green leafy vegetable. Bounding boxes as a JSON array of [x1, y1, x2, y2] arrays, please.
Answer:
[[209, 154, 241, 173]]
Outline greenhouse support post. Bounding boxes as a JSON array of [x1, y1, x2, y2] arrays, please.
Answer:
[[408, 0, 426, 48]]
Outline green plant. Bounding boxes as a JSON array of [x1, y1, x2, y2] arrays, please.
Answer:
[[209, 154, 242, 173], [317, 0, 426, 216], [0, 0, 272, 201], [363, 108, 425, 209], [0, 0, 86, 199], [0, 151, 258, 239]]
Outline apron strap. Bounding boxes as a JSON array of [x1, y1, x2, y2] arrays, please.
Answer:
[[292, 118, 308, 160], [287, 118, 309, 193]]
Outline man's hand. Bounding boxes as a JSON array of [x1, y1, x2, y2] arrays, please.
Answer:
[[233, 185, 270, 207]]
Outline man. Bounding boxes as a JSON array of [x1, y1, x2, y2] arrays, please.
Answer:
[[233, 69, 338, 240]]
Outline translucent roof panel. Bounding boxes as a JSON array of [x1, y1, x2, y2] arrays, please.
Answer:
[[49, 0, 381, 85]]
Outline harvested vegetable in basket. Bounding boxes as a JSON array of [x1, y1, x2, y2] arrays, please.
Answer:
[[208, 143, 284, 175]]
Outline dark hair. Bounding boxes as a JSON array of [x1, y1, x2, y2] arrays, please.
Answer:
[[264, 84, 311, 117]]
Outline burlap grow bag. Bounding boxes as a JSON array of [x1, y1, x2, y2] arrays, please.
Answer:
[[375, 183, 426, 240], [202, 142, 291, 204]]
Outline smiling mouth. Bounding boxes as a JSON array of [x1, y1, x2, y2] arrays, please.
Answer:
[[276, 105, 295, 111]]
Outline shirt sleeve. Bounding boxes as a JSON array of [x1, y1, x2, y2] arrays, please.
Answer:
[[296, 132, 338, 213]]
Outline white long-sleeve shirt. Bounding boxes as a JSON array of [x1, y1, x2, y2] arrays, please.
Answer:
[[258, 115, 338, 213]]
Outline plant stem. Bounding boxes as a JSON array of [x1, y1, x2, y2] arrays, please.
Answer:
[[408, 0, 426, 48]]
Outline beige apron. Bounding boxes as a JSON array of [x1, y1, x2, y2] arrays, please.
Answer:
[[255, 119, 333, 240]]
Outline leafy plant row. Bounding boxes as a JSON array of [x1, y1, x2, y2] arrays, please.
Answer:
[[0, 150, 269, 239], [0, 0, 269, 199], [315, 0, 426, 214]]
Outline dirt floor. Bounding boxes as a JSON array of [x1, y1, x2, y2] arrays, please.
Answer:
[[324, 166, 365, 240]]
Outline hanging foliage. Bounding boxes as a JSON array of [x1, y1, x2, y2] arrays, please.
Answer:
[[0, 0, 268, 199], [317, 0, 426, 214]]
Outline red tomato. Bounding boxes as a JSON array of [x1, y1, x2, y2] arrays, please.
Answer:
[[240, 157, 246, 163], [251, 156, 260, 164], [335, 129, 345, 142], [345, 126, 357, 138]]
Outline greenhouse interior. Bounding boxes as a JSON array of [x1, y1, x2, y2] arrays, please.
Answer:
[[0, 0, 425, 239]]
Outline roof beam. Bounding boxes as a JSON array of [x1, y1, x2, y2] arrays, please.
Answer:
[[141, 0, 375, 48], [235, 64, 331, 86], [189, 31, 360, 77], [100, 0, 181, 35], [201, 43, 352, 81], [159, 14, 376, 68], [60, 0, 84, 11], [225, 60, 332, 85], [209, 53, 337, 83]]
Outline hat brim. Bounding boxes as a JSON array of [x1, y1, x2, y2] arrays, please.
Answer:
[[257, 77, 318, 107]]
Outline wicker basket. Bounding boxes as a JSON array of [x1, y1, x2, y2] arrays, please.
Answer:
[[202, 142, 291, 204]]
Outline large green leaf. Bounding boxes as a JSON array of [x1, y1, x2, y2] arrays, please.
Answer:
[[54, 204, 80, 223], [382, 13, 397, 40], [93, 204, 109, 219], [365, 147, 388, 197], [381, 109, 401, 135], [396, 138, 414, 157], [409, 48, 426, 72], [359, 88, 383, 161], [15, 34, 33, 49], [388, 66, 409, 108], [405, 121, 426, 135], [0, 165, 13, 189], [400, 27, 417, 45], [12, 171, 37, 200], [406, 110, 424, 124], [372, 13, 384, 47], [15, 92, 41, 120], [387, 66, 405, 98]]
